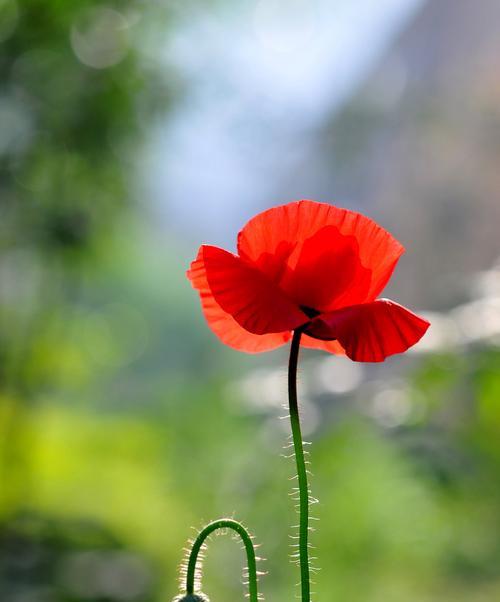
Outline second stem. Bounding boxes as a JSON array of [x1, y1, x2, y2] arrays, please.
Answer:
[[288, 328, 311, 602]]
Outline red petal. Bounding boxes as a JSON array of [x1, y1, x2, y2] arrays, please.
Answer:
[[187, 248, 292, 353], [237, 200, 404, 302], [199, 300, 291, 353], [305, 299, 430, 362], [336, 210, 405, 300], [238, 200, 334, 272], [279, 225, 371, 311], [300, 335, 346, 355], [187, 245, 307, 336]]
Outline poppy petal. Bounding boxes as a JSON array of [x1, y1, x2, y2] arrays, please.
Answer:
[[300, 335, 346, 355], [335, 210, 405, 300], [187, 248, 292, 353], [305, 299, 430, 362], [237, 200, 335, 276], [279, 225, 372, 311], [188, 245, 307, 336], [237, 200, 404, 302], [200, 297, 291, 352]]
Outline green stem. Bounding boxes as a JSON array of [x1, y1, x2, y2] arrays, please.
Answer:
[[288, 328, 310, 602], [185, 518, 258, 602]]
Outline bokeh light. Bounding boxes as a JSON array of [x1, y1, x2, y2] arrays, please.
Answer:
[[70, 7, 130, 70]]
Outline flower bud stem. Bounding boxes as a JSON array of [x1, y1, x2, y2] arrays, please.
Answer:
[[185, 518, 258, 602], [288, 328, 310, 602]]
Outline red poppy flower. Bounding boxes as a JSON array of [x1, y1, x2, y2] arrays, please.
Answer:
[[187, 200, 429, 362]]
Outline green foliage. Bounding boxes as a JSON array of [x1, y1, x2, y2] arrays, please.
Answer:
[[3, 345, 500, 601]]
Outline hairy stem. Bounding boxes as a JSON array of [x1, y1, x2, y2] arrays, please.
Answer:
[[288, 328, 310, 602], [185, 518, 258, 602]]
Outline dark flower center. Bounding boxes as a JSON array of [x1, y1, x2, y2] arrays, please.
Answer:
[[299, 305, 321, 319]]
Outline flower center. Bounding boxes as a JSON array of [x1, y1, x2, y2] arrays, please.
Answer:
[[300, 305, 321, 319]]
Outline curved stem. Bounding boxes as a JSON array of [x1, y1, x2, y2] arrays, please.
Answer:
[[288, 328, 310, 602], [185, 518, 258, 602]]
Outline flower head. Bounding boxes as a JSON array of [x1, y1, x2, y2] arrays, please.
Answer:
[[187, 200, 429, 361]]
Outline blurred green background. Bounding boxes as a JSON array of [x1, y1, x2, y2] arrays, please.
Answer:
[[2, 1, 500, 601]]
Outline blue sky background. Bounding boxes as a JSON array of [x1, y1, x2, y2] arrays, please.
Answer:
[[146, 0, 425, 247]]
